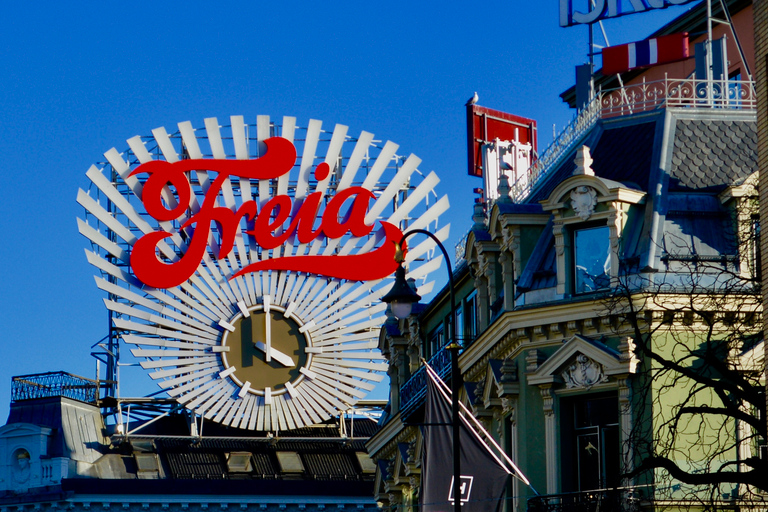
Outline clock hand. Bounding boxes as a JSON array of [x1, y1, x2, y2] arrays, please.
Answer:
[[254, 341, 295, 367], [263, 295, 272, 363]]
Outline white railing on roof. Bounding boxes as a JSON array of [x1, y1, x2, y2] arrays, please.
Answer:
[[510, 93, 602, 203], [510, 76, 756, 203]]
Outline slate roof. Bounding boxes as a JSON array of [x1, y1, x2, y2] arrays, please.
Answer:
[[669, 118, 757, 192], [515, 110, 755, 294], [528, 114, 658, 203]]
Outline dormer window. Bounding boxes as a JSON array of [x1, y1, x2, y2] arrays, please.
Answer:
[[540, 146, 646, 298], [573, 225, 611, 293]]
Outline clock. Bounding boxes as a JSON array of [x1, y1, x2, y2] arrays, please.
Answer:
[[78, 114, 448, 430], [219, 296, 315, 402]]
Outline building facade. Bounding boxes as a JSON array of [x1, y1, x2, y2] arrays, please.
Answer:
[[369, 1, 766, 510]]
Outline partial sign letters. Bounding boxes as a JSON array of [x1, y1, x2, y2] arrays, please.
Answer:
[[560, 0, 696, 27]]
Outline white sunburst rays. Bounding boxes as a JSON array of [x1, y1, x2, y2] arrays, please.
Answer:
[[78, 115, 448, 430]]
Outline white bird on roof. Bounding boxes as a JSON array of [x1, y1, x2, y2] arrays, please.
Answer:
[[466, 91, 479, 106]]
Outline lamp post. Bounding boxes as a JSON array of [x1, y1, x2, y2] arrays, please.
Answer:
[[382, 229, 461, 512]]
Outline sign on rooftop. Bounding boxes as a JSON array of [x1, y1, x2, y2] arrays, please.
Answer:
[[560, 0, 696, 27], [78, 115, 449, 430]]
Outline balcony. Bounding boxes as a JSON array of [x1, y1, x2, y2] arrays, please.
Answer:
[[511, 76, 756, 203], [527, 488, 642, 512], [399, 343, 453, 420]]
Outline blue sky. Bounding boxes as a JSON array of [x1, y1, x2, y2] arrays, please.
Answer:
[[0, 1, 698, 416]]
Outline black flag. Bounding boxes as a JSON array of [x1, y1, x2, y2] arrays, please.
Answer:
[[421, 370, 511, 512]]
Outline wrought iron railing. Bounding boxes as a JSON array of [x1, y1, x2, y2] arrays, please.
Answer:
[[11, 371, 99, 403], [510, 94, 601, 203], [527, 488, 641, 512], [399, 344, 453, 419], [510, 76, 757, 203], [600, 76, 756, 117]]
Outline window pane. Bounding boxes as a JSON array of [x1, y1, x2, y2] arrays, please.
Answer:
[[574, 226, 610, 293]]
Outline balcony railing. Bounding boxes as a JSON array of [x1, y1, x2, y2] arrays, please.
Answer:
[[11, 371, 99, 404], [527, 488, 641, 512], [399, 343, 453, 419], [510, 76, 756, 203]]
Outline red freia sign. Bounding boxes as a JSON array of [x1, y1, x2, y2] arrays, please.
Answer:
[[129, 136, 404, 289]]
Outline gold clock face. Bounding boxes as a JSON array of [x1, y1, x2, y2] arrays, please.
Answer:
[[221, 307, 310, 395]]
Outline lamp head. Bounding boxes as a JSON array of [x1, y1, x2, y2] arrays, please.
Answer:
[[381, 264, 421, 319]]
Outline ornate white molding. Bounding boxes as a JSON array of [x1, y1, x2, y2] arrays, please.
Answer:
[[560, 354, 608, 390], [570, 185, 598, 220]]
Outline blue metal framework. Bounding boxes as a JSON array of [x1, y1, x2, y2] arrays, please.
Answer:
[[11, 371, 99, 404]]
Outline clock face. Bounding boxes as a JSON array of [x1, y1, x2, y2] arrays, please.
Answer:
[[220, 301, 310, 397], [78, 115, 448, 430]]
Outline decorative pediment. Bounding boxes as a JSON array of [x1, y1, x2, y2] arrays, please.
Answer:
[[0, 423, 52, 439], [540, 146, 646, 215], [527, 335, 630, 387]]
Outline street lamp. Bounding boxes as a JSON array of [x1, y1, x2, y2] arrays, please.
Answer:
[[381, 229, 461, 512]]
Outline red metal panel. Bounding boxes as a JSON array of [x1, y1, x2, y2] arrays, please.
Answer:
[[466, 104, 537, 177]]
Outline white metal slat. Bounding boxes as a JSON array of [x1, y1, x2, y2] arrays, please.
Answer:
[[127, 134, 179, 210], [312, 367, 376, 392], [212, 398, 237, 424], [314, 303, 387, 336], [85, 165, 182, 261], [364, 153, 421, 224], [274, 120, 323, 300], [178, 121, 204, 159], [77, 219, 128, 263], [141, 356, 217, 370], [283, 392, 311, 429], [310, 358, 388, 372], [152, 127, 180, 163], [76, 190, 136, 244], [229, 115, 256, 304], [313, 331, 379, 347], [256, 398, 266, 431], [96, 278, 219, 335], [304, 281, 379, 329], [295, 119, 323, 200], [405, 225, 450, 264], [336, 131, 374, 191], [280, 124, 347, 298], [312, 374, 367, 400], [312, 362, 384, 382], [183, 380, 228, 408], [256, 115, 271, 207], [105, 300, 218, 340], [126, 135, 154, 163], [245, 396, 260, 430], [301, 381, 347, 415], [84, 250, 142, 288], [224, 395, 250, 427], [156, 367, 218, 389], [201, 387, 236, 419], [406, 195, 450, 233], [204, 118, 227, 159], [360, 141, 399, 190], [165, 373, 217, 396], [104, 148, 142, 194], [290, 386, 325, 424]]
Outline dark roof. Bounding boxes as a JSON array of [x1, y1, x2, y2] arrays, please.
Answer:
[[517, 218, 557, 293], [122, 416, 378, 482], [528, 114, 660, 203], [669, 118, 757, 191]]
